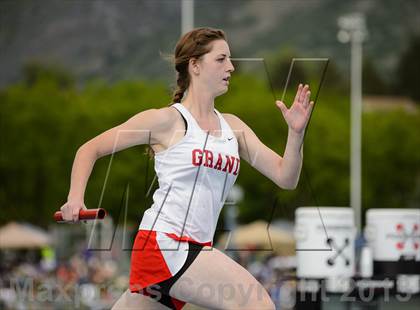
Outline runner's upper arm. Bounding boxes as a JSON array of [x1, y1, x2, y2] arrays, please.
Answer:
[[81, 108, 174, 159]]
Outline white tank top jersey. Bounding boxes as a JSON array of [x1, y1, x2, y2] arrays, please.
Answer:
[[139, 103, 240, 245]]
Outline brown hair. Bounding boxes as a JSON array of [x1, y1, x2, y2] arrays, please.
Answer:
[[171, 27, 226, 103]]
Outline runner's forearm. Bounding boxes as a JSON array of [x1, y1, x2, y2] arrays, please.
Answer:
[[279, 129, 304, 189], [67, 144, 98, 201]]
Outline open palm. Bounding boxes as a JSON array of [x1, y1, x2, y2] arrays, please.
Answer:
[[275, 84, 314, 134]]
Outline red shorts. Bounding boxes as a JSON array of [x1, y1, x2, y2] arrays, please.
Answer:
[[129, 230, 211, 310]]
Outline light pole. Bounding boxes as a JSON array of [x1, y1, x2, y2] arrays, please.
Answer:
[[337, 13, 368, 234], [181, 0, 194, 35]]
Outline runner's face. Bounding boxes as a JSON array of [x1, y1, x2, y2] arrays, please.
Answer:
[[196, 40, 235, 97]]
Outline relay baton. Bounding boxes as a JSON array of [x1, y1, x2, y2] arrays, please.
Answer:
[[54, 208, 107, 223]]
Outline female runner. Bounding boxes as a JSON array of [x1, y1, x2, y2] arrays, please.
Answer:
[[59, 27, 313, 309]]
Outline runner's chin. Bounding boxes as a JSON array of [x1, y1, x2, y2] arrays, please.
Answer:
[[217, 83, 229, 96]]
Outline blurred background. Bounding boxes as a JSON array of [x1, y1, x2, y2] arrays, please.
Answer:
[[1, 0, 419, 309]]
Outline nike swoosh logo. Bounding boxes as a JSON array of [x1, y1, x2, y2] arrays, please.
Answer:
[[227, 137, 234, 141]]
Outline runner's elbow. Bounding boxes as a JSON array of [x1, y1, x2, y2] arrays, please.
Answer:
[[78, 141, 101, 160], [277, 178, 298, 190]]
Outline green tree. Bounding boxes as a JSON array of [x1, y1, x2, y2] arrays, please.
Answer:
[[22, 61, 75, 89]]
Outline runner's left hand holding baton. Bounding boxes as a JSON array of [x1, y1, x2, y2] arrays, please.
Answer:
[[54, 201, 107, 223]]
